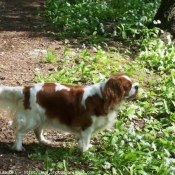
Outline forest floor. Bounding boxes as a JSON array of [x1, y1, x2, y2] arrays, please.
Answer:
[[0, 0, 74, 173]]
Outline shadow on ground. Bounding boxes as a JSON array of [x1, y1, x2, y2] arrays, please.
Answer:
[[0, 0, 46, 32], [0, 140, 75, 173], [0, 142, 44, 172]]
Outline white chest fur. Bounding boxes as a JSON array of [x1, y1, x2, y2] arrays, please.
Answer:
[[91, 110, 117, 134]]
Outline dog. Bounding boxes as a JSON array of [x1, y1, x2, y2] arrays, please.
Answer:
[[0, 73, 138, 152]]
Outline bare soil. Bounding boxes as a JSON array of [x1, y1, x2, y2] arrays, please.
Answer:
[[0, 0, 73, 173]]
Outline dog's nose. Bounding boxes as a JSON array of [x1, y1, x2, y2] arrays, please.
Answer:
[[135, 85, 139, 90]]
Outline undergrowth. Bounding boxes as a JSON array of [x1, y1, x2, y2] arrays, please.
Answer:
[[33, 34, 175, 174], [28, 0, 175, 175], [43, 0, 160, 40]]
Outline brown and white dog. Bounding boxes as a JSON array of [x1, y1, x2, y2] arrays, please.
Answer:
[[0, 73, 138, 152]]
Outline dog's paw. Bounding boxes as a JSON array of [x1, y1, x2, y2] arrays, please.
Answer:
[[10, 144, 26, 152], [87, 143, 93, 149], [40, 138, 52, 145], [82, 144, 93, 152]]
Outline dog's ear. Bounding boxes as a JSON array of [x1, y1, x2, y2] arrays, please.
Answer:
[[102, 77, 124, 111]]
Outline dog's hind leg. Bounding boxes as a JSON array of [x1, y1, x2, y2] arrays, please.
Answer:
[[34, 127, 51, 144], [11, 111, 39, 151], [12, 132, 26, 151], [11, 114, 28, 151]]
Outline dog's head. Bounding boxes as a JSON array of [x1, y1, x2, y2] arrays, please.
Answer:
[[102, 73, 139, 110]]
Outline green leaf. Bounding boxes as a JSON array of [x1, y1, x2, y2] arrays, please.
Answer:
[[163, 99, 170, 114], [124, 153, 137, 161]]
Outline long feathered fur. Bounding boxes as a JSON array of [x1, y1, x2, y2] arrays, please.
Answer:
[[0, 86, 24, 113]]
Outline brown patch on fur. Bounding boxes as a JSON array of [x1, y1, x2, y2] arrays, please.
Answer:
[[23, 86, 31, 109], [85, 94, 106, 116], [111, 73, 132, 97], [102, 78, 124, 110], [102, 73, 132, 110], [36, 83, 93, 131]]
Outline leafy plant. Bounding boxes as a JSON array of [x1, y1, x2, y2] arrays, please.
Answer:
[[137, 34, 175, 72], [44, 0, 117, 37], [43, 0, 161, 40], [115, 0, 161, 39], [43, 50, 56, 63]]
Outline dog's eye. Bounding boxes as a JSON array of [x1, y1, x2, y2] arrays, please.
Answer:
[[124, 86, 131, 91]]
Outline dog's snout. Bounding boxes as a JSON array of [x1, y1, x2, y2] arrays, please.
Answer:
[[135, 85, 139, 90]]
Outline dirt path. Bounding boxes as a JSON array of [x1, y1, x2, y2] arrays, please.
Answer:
[[0, 0, 64, 86], [0, 0, 65, 173]]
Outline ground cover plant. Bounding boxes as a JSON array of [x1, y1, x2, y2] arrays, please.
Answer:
[[33, 39, 175, 174], [43, 0, 160, 39], [25, 0, 175, 174]]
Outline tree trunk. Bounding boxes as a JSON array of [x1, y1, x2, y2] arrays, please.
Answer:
[[152, 0, 175, 37]]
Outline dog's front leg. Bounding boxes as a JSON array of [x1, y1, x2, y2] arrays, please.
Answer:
[[79, 127, 93, 152]]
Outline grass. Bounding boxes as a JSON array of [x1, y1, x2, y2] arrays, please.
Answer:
[[32, 37, 175, 174], [36, 46, 130, 84], [42, 50, 56, 63], [27, 0, 175, 174]]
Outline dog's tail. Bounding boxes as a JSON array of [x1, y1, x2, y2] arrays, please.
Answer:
[[0, 86, 24, 111]]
